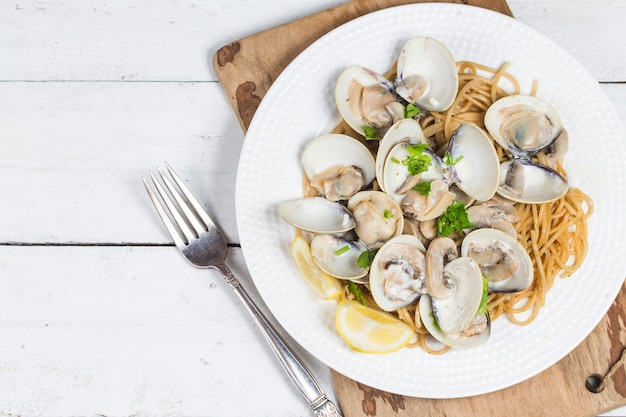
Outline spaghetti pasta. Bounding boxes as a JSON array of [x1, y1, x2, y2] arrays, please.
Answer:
[[332, 61, 593, 350]]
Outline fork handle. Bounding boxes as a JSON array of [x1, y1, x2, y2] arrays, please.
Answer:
[[216, 263, 343, 417]]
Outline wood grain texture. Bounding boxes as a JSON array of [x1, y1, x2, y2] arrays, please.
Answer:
[[331, 283, 626, 417], [212, 0, 626, 415], [212, 0, 511, 130]]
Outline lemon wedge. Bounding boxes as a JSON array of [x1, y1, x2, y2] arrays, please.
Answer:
[[290, 236, 342, 300], [335, 300, 414, 353]]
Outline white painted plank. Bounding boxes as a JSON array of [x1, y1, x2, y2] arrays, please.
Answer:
[[509, 0, 626, 82], [0, 245, 337, 417], [0, 0, 347, 82], [0, 0, 625, 82], [1, 81, 625, 244], [0, 81, 243, 244]]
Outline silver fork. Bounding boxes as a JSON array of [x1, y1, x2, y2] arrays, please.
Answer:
[[143, 163, 342, 417]]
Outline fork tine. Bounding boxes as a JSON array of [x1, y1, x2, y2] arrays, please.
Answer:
[[143, 177, 187, 249], [157, 167, 206, 235], [147, 172, 197, 244], [164, 162, 216, 229]]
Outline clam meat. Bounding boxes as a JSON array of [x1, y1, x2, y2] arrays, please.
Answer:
[[369, 234, 427, 311], [485, 95, 564, 157], [310, 234, 369, 281], [347, 191, 403, 247], [497, 158, 568, 204], [302, 133, 376, 201], [395, 37, 459, 112], [462, 228, 533, 293], [335, 66, 401, 135]]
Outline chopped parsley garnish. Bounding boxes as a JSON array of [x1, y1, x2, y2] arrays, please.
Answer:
[[477, 274, 489, 315], [356, 249, 378, 268], [391, 157, 401, 164], [402, 143, 431, 176], [335, 245, 350, 256], [348, 280, 367, 306], [412, 181, 431, 196], [362, 125, 381, 141], [437, 201, 475, 237], [443, 151, 464, 166], [429, 312, 441, 331], [404, 103, 420, 119], [383, 209, 394, 219]]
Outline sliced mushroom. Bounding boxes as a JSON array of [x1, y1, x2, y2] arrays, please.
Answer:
[[425, 237, 458, 299]]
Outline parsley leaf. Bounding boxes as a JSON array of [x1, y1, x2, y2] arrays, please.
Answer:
[[356, 249, 377, 268], [383, 209, 394, 219], [443, 151, 464, 166], [437, 201, 475, 237], [477, 274, 489, 315], [362, 125, 381, 141], [402, 144, 431, 176], [348, 281, 367, 306], [429, 312, 441, 332], [412, 181, 431, 196], [404, 103, 420, 118]]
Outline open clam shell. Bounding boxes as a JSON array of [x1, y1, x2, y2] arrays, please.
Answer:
[[301, 133, 376, 201], [279, 197, 355, 234], [395, 37, 458, 112], [461, 227, 533, 293], [334, 65, 397, 135], [369, 234, 427, 312], [497, 158, 568, 204], [447, 122, 500, 202], [485, 95, 563, 157], [420, 295, 491, 349], [375, 118, 427, 193], [310, 234, 369, 281]]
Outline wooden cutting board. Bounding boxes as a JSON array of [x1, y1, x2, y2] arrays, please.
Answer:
[[212, 1, 626, 415]]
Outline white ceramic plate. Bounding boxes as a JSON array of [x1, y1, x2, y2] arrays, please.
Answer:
[[236, 3, 626, 398]]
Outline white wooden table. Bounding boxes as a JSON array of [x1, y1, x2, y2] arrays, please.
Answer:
[[1, 1, 625, 416]]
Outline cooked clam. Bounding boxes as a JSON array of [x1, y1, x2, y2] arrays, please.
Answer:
[[420, 295, 491, 349], [369, 234, 427, 311], [375, 118, 427, 193], [301, 133, 376, 201], [395, 37, 459, 112], [401, 178, 455, 221], [447, 123, 500, 202], [427, 256, 484, 335], [461, 228, 533, 293], [497, 158, 568, 203], [335, 66, 400, 135], [485, 95, 563, 157], [279, 197, 355, 234], [382, 145, 445, 204], [466, 196, 519, 237], [310, 234, 369, 281], [347, 191, 403, 247]]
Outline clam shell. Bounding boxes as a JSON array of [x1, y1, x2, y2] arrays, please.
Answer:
[[497, 158, 568, 203], [369, 234, 427, 311], [485, 95, 563, 157], [301, 133, 376, 186], [395, 37, 458, 112], [447, 123, 500, 202], [279, 197, 355, 234], [461, 227, 533, 293]]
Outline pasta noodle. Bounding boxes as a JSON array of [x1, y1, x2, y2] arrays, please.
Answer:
[[330, 61, 593, 351]]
